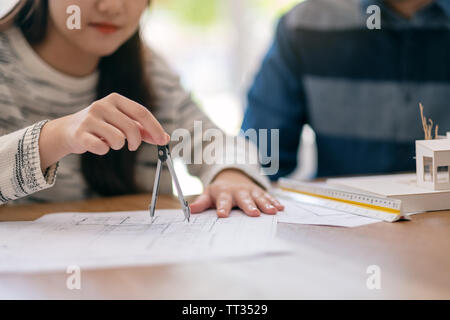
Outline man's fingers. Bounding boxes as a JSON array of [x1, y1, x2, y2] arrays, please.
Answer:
[[108, 93, 169, 145], [215, 192, 233, 218], [251, 190, 277, 215], [189, 191, 212, 213], [234, 190, 260, 217]]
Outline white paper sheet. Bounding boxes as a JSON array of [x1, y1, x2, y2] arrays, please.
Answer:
[[0, 0, 20, 19], [0, 209, 284, 273], [274, 191, 380, 227]]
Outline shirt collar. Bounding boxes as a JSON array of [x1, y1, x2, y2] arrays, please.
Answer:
[[435, 0, 450, 19]]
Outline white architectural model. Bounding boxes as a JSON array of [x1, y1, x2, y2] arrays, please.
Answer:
[[416, 138, 450, 190]]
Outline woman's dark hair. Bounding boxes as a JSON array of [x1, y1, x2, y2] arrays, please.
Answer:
[[15, 0, 154, 196]]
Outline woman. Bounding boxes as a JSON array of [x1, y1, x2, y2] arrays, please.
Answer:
[[0, 0, 284, 217]]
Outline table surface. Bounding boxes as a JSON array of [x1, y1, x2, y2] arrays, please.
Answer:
[[0, 193, 449, 299]]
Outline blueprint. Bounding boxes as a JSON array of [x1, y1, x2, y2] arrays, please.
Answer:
[[0, 209, 283, 273]]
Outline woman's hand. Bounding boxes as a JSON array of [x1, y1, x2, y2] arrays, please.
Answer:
[[39, 93, 170, 172], [190, 169, 284, 218]]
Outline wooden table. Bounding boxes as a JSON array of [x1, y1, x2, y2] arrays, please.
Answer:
[[0, 194, 449, 299]]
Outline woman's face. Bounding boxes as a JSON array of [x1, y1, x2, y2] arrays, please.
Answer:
[[48, 0, 148, 57]]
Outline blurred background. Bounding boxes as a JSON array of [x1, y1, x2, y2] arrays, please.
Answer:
[[141, 0, 316, 194]]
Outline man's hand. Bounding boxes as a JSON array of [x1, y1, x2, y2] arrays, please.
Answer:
[[189, 169, 284, 218]]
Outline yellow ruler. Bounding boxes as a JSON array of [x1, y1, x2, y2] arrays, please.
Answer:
[[278, 178, 404, 222]]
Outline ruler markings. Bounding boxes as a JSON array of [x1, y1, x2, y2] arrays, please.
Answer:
[[277, 179, 404, 222]]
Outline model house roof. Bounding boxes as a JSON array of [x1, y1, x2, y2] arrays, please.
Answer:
[[416, 139, 450, 152]]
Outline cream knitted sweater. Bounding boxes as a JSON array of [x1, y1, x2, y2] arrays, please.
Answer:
[[0, 27, 269, 205]]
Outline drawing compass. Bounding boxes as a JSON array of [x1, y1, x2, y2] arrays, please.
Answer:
[[149, 144, 191, 222]]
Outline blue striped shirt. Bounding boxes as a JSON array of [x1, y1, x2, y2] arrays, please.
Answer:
[[242, 0, 450, 179]]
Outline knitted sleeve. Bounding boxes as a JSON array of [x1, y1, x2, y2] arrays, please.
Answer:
[[0, 120, 58, 204]]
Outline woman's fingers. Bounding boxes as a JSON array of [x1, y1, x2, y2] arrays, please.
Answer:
[[215, 192, 233, 218], [108, 93, 170, 145], [89, 119, 127, 151], [264, 192, 285, 211], [135, 121, 159, 145], [189, 190, 213, 213], [234, 190, 260, 217], [79, 132, 110, 155], [101, 106, 147, 150], [190, 189, 234, 217], [189, 188, 284, 218], [189, 186, 284, 218], [88, 94, 168, 149], [251, 190, 277, 215]]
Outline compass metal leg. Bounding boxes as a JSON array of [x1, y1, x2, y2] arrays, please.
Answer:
[[166, 155, 191, 222], [149, 159, 162, 221], [148, 144, 191, 222]]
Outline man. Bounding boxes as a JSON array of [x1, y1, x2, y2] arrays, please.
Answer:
[[242, 0, 450, 179]]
